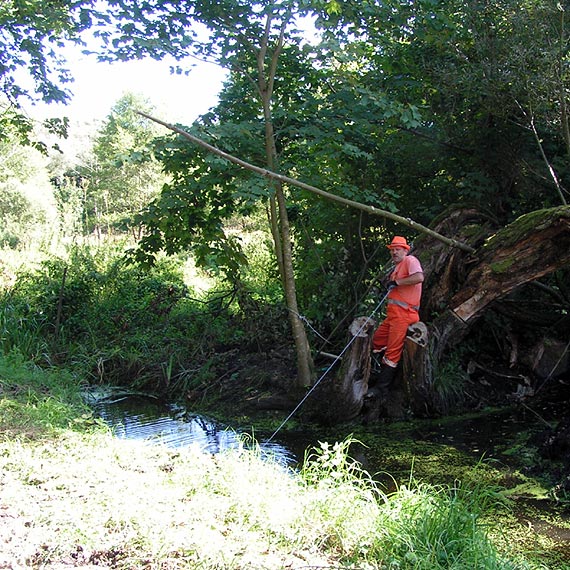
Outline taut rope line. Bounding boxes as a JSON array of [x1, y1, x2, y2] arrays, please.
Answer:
[[288, 308, 330, 343], [264, 290, 390, 444]]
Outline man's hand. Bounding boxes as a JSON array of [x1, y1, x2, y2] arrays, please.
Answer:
[[386, 280, 397, 290]]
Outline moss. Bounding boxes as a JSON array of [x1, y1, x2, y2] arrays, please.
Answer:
[[488, 507, 570, 569], [461, 223, 488, 239], [490, 258, 516, 274], [502, 480, 550, 501], [484, 206, 570, 251]]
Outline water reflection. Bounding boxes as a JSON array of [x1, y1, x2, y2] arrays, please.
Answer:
[[84, 388, 297, 467]]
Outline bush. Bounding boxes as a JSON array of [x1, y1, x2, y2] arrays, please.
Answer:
[[0, 244, 290, 395]]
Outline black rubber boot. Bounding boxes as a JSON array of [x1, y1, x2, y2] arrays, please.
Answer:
[[365, 365, 397, 401], [362, 364, 398, 424]]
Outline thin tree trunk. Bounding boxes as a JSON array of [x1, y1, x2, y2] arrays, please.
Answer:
[[257, 14, 314, 387], [267, 195, 284, 281], [274, 182, 315, 386], [558, 9, 570, 160]]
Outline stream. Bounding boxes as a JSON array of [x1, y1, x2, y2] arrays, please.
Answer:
[[83, 388, 299, 466], [83, 386, 564, 473], [84, 385, 570, 562]]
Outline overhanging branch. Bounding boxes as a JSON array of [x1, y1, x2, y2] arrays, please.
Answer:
[[137, 111, 476, 254]]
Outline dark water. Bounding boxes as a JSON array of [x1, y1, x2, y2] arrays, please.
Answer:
[[84, 387, 298, 466], [84, 386, 557, 470], [83, 385, 570, 491], [85, 386, 570, 562]]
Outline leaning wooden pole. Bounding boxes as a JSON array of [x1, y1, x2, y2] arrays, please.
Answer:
[[137, 111, 475, 254]]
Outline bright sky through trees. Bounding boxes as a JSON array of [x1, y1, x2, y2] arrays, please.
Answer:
[[30, 45, 227, 127], [26, 12, 318, 129], [66, 56, 227, 125]]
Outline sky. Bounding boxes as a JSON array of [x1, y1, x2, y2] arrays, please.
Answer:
[[60, 54, 227, 125], [30, 46, 227, 130], [26, 16, 317, 158], [30, 14, 317, 129], [17, 48, 228, 213], [25, 47, 228, 160]]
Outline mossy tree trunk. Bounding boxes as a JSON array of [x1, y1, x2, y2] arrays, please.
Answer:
[[415, 206, 570, 413], [424, 207, 570, 353], [332, 206, 570, 423]]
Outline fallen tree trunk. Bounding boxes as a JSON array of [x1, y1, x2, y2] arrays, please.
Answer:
[[426, 206, 570, 363]]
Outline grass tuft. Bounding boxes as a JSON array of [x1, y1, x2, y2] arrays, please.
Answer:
[[0, 355, 559, 569]]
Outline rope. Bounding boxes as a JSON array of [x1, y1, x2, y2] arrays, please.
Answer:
[[313, 242, 415, 356], [288, 309, 330, 343], [264, 290, 390, 444]]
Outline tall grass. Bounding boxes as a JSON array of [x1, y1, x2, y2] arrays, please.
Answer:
[[299, 439, 527, 569], [0, 353, 98, 438], [0, 243, 291, 397], [0, 296, 50, 361], [373, 480, 510, 569], [0, 246, 238, 389], [0, 360, 550, 569]]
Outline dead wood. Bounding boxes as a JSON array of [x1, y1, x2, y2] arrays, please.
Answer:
[[304, 316, 376, 424], [449, 207, 570, 323], [400, 323, 432, 416], [420, 206, 570, 363], [312, 206, 570, 423], [360, 206, 570, 420]]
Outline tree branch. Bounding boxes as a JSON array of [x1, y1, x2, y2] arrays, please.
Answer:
[[137, 111, 476, 253]]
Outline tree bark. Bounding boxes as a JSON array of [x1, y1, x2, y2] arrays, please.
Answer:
[[425, 206, 570, 363], [400, 322, 432, 416], [257, 18, 314, 388], [304, 316, 376, 424]]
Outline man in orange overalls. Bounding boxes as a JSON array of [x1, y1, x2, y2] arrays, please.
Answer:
[[366, 235, 424, 400]]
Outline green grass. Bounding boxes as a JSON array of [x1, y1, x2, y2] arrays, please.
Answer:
[[1, 357, 562, 569], [0, 244, 292, 396], [374, 481, 507, 569], [0, 301, 567, 570], [0, 435, 542, 570], [0, 354, 99, 438]]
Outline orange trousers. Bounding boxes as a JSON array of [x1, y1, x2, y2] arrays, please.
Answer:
[[372, 303, 419, 367]]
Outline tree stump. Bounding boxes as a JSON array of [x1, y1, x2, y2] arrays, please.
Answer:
[[305, 316, 376, 424], [400, 322, 432, 416], [362, 321, 430, 423], [306, 318, 431, 424]]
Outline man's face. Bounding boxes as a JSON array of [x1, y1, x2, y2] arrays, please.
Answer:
[[390, 246, 408, 264]]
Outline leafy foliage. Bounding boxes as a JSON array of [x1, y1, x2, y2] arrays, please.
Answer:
[[0, 0, 91, 147], [0, 189, 34, 249], [0, 139, 54, 247], [0, 245, 291, 393], [48, 93, 167, 239], [87, 93, 166, 234], [3, 0, 570, 394], [314, 0, 570, 219]]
